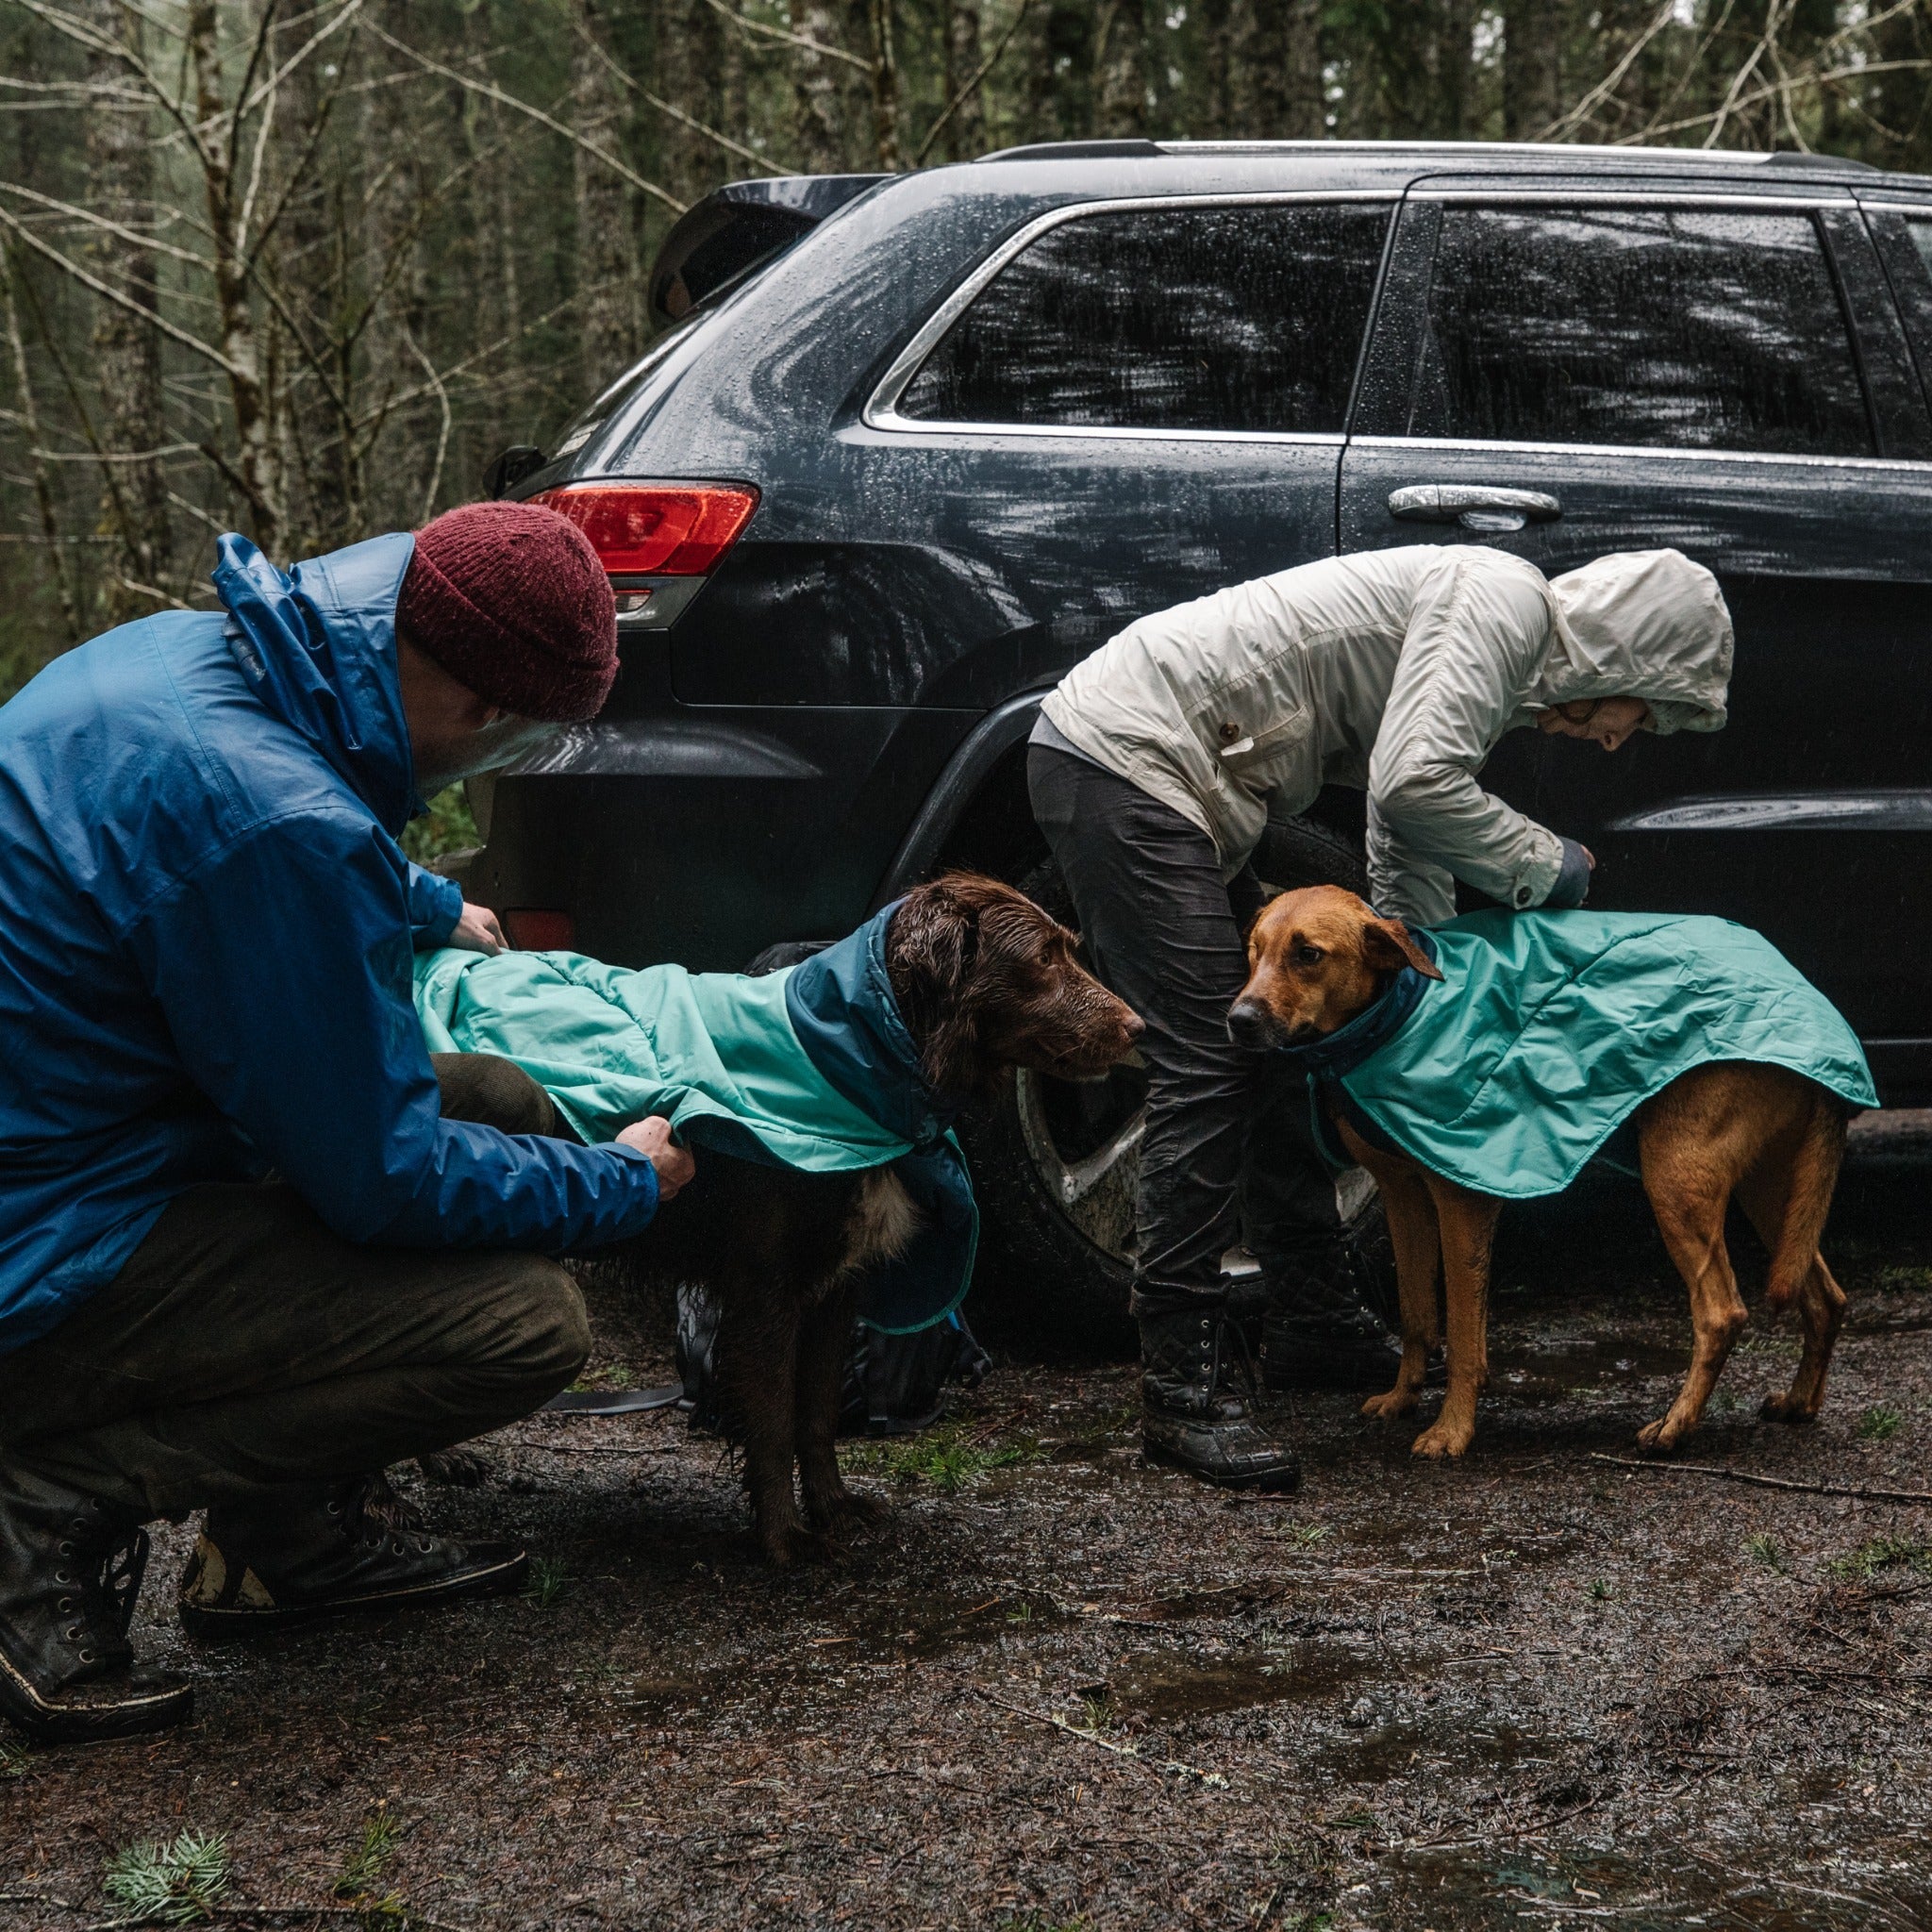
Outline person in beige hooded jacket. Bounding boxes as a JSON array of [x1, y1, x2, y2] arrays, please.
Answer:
[[1030, 544, 1734, 1491]]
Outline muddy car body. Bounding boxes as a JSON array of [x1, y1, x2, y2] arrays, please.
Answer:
[[472, 139, 1932, 1335]]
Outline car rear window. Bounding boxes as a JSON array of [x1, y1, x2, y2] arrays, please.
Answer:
[[896, 201, 1391, 435], [1411, 206, 1873, 457]]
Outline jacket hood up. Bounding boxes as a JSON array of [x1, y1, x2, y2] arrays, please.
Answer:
[[1539, 548, 1734, 736], [213, 530, 421, 834]]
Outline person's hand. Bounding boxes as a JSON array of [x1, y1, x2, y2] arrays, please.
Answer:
[[617, 1115, 695, 1202], [448, 901, 508, 955]]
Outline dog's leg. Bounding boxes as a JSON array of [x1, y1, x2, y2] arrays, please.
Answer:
[[1340, 1127, 1440, 1424], [1739, 1092, 1849, 1425], [1636, 1074, 1756, 1455], [794, 1282, 888, 1541], [1408, 1180, 1499, 1459], [714, 1266, 819, 1567]]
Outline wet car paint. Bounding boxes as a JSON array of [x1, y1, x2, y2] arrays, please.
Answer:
[[477, 142, 1932, 1096]]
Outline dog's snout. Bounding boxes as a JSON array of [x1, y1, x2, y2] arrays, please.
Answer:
[[1226, 998, 1276, 1049], [1120, 1008, 1146, 1044]]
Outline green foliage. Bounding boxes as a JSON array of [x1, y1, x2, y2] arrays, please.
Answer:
[[1587, 1577, 1613, 1602], [1829, 1538, 1932, 1582], [101, 1829, 231, 1925], [843, 1424, 1039, 1491], [0, 1736, 30, 1778], [400, 786, 481, 867], [524, 1555, 571, 1608], [1872, 1265, 1932, 1293], [1743, 1532, 1785, 1572], [1077, 1691, 1120, 1732], [1858, 1405, 1905, 1441], [334, 1810, 402, 1900]]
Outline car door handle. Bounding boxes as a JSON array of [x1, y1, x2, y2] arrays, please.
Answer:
[[1388, 485, 1562, 533]]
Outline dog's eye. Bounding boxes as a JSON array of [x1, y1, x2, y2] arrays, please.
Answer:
[[1293, 944, 1324, 968]]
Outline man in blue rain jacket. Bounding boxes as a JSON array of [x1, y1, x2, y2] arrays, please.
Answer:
[[0, 500, 691, 1745]]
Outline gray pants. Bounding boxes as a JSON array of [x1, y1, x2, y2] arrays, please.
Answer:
[[0, 1057, 588, 1520], [1028, 745, 1340, 1314]]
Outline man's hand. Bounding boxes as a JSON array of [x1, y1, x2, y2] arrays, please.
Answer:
[[448, 901, 508, 955], [617, 1115, 696, 1202]]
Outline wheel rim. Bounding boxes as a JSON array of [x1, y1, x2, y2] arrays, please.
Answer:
[[1012, 1055, 1148, 1263]]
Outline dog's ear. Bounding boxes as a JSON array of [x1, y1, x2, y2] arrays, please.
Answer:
[[1361, 916, 1444, 982]]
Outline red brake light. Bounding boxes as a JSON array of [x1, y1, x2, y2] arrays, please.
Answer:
[[530, 483, 758, 575], [502, 908, 575, 951]]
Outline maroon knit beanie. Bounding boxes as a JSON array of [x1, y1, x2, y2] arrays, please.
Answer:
[[396, 501, 618, 723]]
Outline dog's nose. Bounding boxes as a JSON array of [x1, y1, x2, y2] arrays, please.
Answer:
[[1120, 1008, 1146, 1042], [1226, 998, 1274, 1049]]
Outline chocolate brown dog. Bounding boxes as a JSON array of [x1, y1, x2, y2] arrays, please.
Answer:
[[606, 872, 1141, 1563], [1231, 885, 1850, 1459]]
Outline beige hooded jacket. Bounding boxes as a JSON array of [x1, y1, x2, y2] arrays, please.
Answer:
[[1040, 545, 1734, 927]]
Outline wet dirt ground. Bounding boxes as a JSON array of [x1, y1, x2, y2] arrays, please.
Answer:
[[6, 1118, 1932, 1931]]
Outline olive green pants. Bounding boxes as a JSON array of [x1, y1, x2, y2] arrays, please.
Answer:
[[0, 1057, 587, 1520]]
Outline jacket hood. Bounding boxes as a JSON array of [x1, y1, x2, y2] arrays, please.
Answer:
[[1539, 548, 1734, 736], [213, 530, 420, 834]]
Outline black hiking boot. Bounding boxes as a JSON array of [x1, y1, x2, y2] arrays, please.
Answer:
[[1260, 1212, 1408, 1392], [177, 1474, 526, 1640], [1139, 1306, 1301, 1491], [0, 1466, 192, 1744]]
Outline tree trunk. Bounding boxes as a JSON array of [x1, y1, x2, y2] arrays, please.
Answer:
[[1093, 0, 1145, 137], [278, 16, 355, 555], [188, 0, 283, 554], [1240, 0, 1321, 138], [943, 0, 985, 160], [1502, 0, 1563, 140], [82, 0, 170, 613], [793, 0, 851, 173], [0, 248, 80, 643], [572, 0, 641, 395]]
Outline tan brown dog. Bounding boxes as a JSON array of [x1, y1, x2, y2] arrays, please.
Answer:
[[1231, 885, 1850, 1459]]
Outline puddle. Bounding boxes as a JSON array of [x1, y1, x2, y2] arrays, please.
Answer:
[[1487, 1334, 1688, 1403], [1111, 1639, 1370, 1721], [1318, 1719, 1544, 1784], [1389, 1845, 1932, 1931]]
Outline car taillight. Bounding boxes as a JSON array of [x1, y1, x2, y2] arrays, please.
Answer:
[[502, 908, 575, 951], [529, 483, 758, 576]]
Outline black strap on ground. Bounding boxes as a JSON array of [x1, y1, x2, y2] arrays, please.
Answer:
[[541, 1384, 688, 1415]]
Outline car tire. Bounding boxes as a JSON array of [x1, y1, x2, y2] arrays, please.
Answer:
[[959, 816, 1369, 1360]]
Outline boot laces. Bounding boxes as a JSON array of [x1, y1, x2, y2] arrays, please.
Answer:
[[342, 1474, 435, 1557]]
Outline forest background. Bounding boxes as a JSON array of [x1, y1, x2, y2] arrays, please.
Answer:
[[3, 0, 1931, 720]]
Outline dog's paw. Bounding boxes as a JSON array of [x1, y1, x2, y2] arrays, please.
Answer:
[[1361, 1387, 1419, 1423], [417, 1445, 494, 1489], [807, 1488, 891, 1539], [1635, 1415, 1690, 1455], [1758, 1391, 1820, 1426], [1410, 1422, 1472, 1459], [761, 1523, 836, 1569]]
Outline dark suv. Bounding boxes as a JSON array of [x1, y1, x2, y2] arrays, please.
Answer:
[[475, 138, 1932, 1333]]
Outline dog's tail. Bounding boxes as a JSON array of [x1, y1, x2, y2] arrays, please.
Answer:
[[1761, 1092, 1846, 1314]]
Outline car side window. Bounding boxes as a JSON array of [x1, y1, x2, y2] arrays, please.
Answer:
[[1911, 217, 1932, 282], [896, 202, 1391, 435], [1409, 207, 1874, 457]]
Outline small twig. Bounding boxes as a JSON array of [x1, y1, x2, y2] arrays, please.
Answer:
[[1589, 1453, 1932, 1507], [965, 1683, 1227, 1787]]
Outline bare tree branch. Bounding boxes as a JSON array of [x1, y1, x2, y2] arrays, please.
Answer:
[[913, 0, 1033, 166], [361, 19, 687, 215], [695, 0, 875, 74], [0, 179, 212, 272], [0, 199, 238, 373]]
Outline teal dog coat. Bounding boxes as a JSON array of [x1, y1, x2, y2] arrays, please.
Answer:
[[414, 907, 976, 1332], [1275, 909, 1876, 1198]]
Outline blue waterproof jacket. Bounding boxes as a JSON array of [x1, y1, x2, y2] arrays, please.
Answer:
[[0, 531, 660, 1357]]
